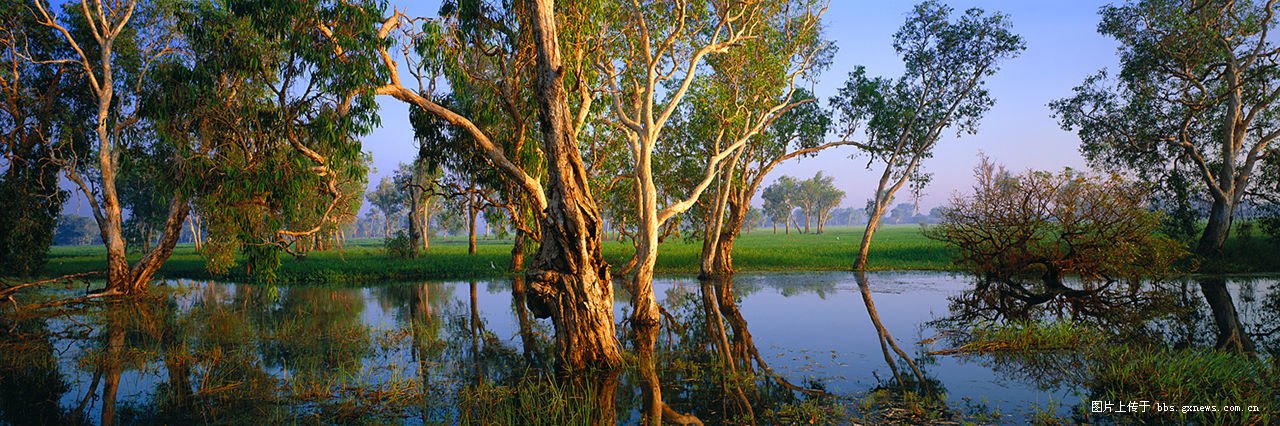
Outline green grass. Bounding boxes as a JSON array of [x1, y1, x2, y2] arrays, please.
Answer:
[[31, 225, 954, 284], [949, 321, 1279, 425], [28, 223, 1280, 284]]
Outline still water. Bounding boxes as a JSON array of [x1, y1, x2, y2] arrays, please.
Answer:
[[0, 271, 1273, 424]]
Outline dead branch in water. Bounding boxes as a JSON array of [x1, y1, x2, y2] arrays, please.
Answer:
[[0, 272, 123, 312], [0, 272, 99, 300]]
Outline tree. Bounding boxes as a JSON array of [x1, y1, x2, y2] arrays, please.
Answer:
[[593, 1, 821, 421], [810, 173, 844, 234], [792, 171, 843, 234], [311, 0, 625, 371], [762, 176, 798, 235], [158, 0, 375, 281], [393, 161, 440, 257], [29, 0, 193, 293], [1051, 0, 1280, 354], [54, 215, 99, 246], [367, 177, 405, 239], [656, 0, 842, 278], [0, 0, 71, 275], [924, 156, 1187, 325], [831, 1, 1024, 270]]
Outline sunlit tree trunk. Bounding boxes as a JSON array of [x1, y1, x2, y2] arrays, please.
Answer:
[[525, 0, 622, 371], [855, 201, 888, 270], [467, 195, 478, 256]]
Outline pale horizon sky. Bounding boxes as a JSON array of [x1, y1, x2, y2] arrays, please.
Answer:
[[58, 1, 1119, 218]]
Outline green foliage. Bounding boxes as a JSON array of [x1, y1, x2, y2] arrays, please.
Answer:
[[383, 230, 414, 259], [0, 0, 82, 276], [831, 1, 1025, 186], [1051, 0, 1280, 253], [761, 175, 799, 229], [0, 168, 63, 276]]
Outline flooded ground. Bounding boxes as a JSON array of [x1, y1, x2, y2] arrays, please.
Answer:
[[1, 271, 1275, 424]]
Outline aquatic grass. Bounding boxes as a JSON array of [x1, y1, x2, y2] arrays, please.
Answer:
[[931, 321, 1106, 355], [1088, 345, 1278, 425], [457, 374, 607, 426], [943, 320, 1279, 425]]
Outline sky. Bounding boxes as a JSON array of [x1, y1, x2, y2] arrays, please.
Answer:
[[52, 1, 1120, 217], [357, 0, 1120, 214]]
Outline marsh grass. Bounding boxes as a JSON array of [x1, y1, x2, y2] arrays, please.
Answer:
[[947, 320, 1279, 425], [931, 321, 1107, 355]]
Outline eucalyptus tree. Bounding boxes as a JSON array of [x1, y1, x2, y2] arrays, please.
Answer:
[[1051, 0, 1280, 354], [655, 3, 834, 277], [761, 176, 798, 234], [804, 171, 844, 234], [591, 0, 829, 422], [27, 0, 196, 293], [832, 1, 1024, 270], [427, 0, 550, 268], [393, 161, 440, 256], [143, 0, 376, 282], [301, 0, 625, 370], [367, 177, 405, 239], [686, 37, 850, 275], [0, 0, 75, 275]]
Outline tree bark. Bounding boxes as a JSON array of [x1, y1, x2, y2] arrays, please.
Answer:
[[855, 202, 888, 270], [125, 196, 191, 293], [525, 0, 622, 372], [511, 231, 526, 271], [467, 199, 478, 256], [408, 187, 421, 258]]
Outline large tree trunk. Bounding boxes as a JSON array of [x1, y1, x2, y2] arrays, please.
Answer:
[[525, 0, 622, 372], [1198, 197, 1234, 256], [1197, 196, 1256, 353], [700, 199, 746, 279], [511, 231, 526, 271], [631, 234, 664, 425], [125, 196, 191, 293]]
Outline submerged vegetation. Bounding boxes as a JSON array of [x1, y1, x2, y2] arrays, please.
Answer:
[[933, 320, 1279, 425]]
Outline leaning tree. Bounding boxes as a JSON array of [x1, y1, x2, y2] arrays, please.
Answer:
[[831, 0, 1024, 270]]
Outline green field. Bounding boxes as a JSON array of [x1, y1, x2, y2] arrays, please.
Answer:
[[31, 223, 1280, 284], [34, 225, 953, 284]]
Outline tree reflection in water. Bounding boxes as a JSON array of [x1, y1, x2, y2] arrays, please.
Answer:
[[0, 274, 1019, 425]]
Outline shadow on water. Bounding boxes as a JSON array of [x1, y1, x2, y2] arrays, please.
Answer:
[[1, 271, 1277, 424]]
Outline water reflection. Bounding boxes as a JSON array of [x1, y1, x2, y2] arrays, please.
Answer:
[[1, 272, 1275, 424]]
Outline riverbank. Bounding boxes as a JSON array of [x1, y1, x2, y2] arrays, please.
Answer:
[[27, 224, 1280, 284]]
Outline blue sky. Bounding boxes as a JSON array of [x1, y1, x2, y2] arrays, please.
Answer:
[[359, 0, 1119, 213]]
